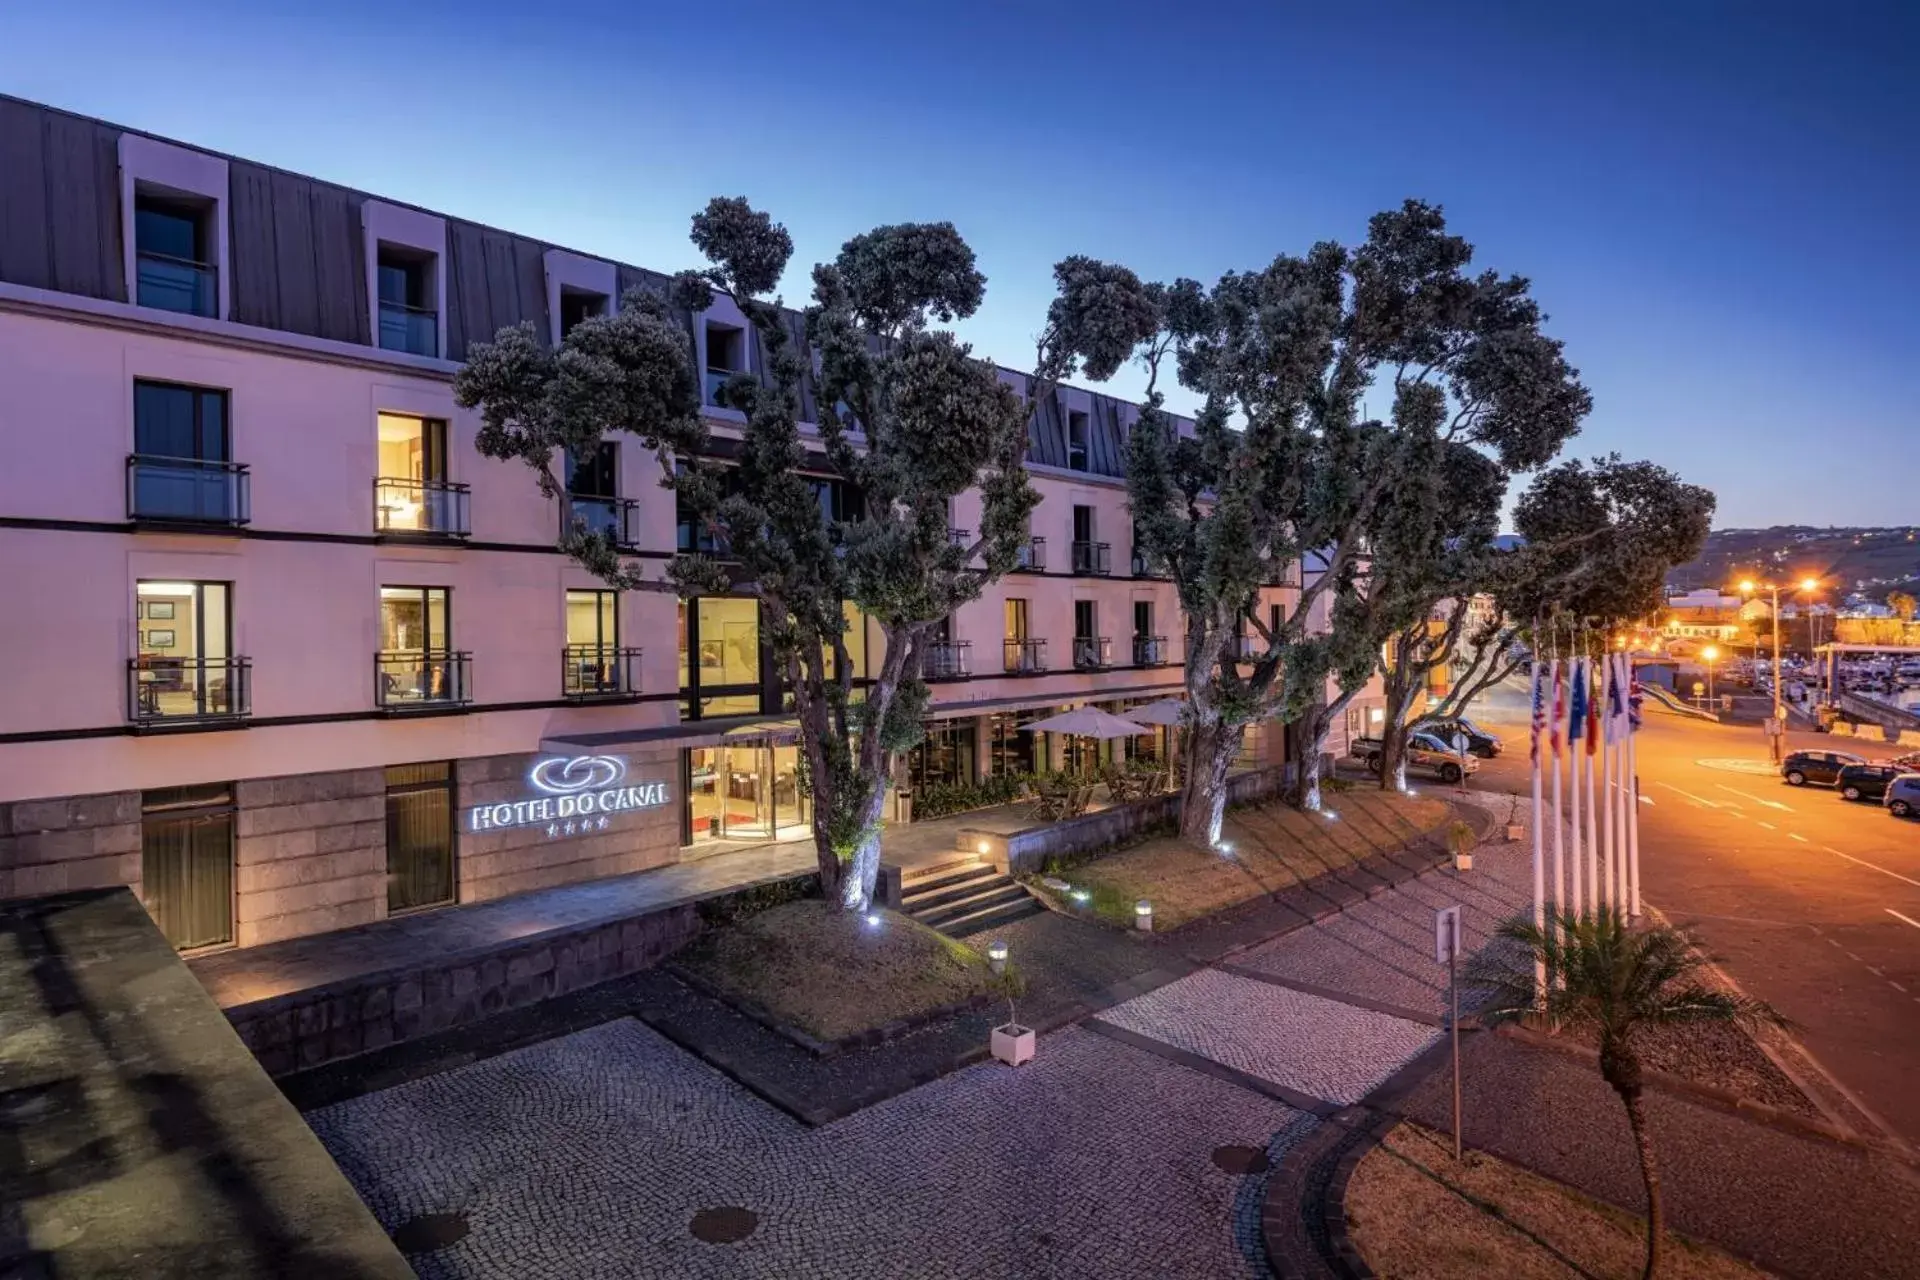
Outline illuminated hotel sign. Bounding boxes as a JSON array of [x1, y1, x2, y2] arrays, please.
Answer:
[[468, 754, 671, 837]]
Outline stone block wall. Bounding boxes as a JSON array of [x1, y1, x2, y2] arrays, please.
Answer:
[[0, 790, 141, 899], [227, 901, 702, 1076], [234, 768, 387, 948], [456, 746, 682, 904]]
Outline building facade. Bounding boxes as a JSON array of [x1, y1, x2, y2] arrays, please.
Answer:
[[0, 96, 1359, 953]]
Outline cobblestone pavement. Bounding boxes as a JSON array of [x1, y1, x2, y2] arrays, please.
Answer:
[[311, 1019, 1313, 1280], [1091, 968, 1438, 1105]]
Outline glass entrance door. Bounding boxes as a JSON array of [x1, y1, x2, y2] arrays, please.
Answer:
[[684, 742, 811, 847], [141, 784, 234, 950]]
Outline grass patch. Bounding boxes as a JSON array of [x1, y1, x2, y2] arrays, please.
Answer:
[[675, 900, 1002, 1043], [1348, 1121, 1770, 1279], [1034, 789, 1449, 930]]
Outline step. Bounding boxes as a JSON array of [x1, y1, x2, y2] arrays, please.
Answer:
[[901, 868, 1006, 912], [913, 881, 1032, 929], [935, 895, 1047, 938], [899, 860, 995, 896], [901, 853, 988, 885]]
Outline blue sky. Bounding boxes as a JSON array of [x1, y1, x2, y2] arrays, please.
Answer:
[[5, 0, 1914, 528]]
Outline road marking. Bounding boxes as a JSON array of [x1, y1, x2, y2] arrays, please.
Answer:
[[1888, 909, 1920, 930], [1823, 847, 1920, 889], [1716, 784, 1793, 812], [1656, 782, 1721, 809], [1789, 832, 1809, 843], [1756, 821, 1776, 830]]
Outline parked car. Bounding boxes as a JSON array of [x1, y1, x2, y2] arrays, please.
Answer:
[[1889, 750, 1920, 771], [1836, 763, 1903, 803], [1412, 717, 1503, 758], [1353, 731, 1481, 783], [1781, 750, 1867, 787], [1887, 774, 1920, 819]]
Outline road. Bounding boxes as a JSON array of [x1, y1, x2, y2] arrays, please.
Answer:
[[1443, 681, 1920, 1149]]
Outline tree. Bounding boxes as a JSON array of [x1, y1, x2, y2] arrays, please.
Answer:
[[1123, 201, 1590, 840], [1891, 590, 1917, 623], [457, 199, 1152, 911], [1471, 910, 1782, 1280]]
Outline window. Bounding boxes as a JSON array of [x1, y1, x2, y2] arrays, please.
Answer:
[[705, 323, 746, 404], [1005, 597, 1042, 673], [141, 783, 234, 950], [133, 580, 242, 722], [679, 596, 765, 718], [1005, 598, 1029, 643], [564, 441, 630, 544], [1066, 410, 1089, 471], [559, 288, 607, 340], [375, 414, 466, 536], [566, 589, 619, 650], [1073, 601, 1108, 669], [1134, 600, 1153, 639], [678, 463, 735, 553], [1071, 505, 1109, 575], [377, 586, 465, 706], [908, 721, 978, 791], [377, 247, 438, 356], [1073, 505, 1095, 543], [134, 194, 216, 316], [989, 712, 1037, 777], [386, 763, 455, 913], [129, 382, 246, 524], [1074, 600, 1096, 641]]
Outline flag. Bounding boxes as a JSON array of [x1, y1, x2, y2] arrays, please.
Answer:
[[1585, 659, 1602, 755], [1529, 662, 1547, 765], [1568, 660, 1589, 747], [1609, 652, 1632, 737], [1550, 662, 1565, 759]]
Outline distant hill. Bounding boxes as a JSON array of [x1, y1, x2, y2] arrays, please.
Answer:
[[1666, 526, 1920, 602]]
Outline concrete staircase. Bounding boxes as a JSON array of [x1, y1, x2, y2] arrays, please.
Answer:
[[899, 855, 1044, 937]]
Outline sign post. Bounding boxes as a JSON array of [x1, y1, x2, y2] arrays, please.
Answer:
[[1435, 904, 1464, 1160]]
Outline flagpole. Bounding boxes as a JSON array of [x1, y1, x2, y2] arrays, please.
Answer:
[[1528, 653, 1546, 994], [1626, 653, 1642, 918], [1584, 655, 1600, 910], [1566, 645, 1583, 918], [1551, 656, 1564, 923]]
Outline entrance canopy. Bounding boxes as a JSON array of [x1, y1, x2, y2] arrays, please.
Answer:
[[1023, 707, 1152, 739]]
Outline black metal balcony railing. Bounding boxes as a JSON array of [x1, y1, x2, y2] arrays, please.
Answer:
[[948, 527, 971, 548], [1132, 550, 1171, 578], [135, 251, 217, 317], [374, 477, 471, 538], [562, 494, 641, 549], [1004, 638, 1048, 674], [375, 650, 471, 710], [128, 656, 251, 726], [1071, 540, 1111, 576], [563, 645, 643, 699], [1073, 636, 1113, 670], [1133, 634, 1170, 667], [924, 641, 972, 680], [1265, 564, 1303, 587], [378, 301, 438, 357], [1016, 536, 1047, 571], [127, 455, 251, 526]]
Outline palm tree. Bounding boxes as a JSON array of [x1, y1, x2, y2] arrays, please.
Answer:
[[1469, 909, 1783, 1280]]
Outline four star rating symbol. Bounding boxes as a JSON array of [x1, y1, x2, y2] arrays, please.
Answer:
[[543, 816, 613, 839]]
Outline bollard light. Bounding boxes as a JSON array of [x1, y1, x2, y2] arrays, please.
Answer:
[[864, 912, 881, 928], [1070, 888, 1091, 905], [987, 940, 1009, 974], [1135, 900, 1154, 932], [977, 839, 991, 855]]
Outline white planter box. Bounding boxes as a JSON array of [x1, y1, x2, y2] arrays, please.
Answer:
[[991, 1023, 1035, 1066], [1505, 823, 1525, 842], [1454, 852, 1474, 871]]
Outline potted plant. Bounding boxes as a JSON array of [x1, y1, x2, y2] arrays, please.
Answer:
[[989, 971, 1034, 1066], [1446, 818, 1477, 871], [1504, 795, 1525, 843]]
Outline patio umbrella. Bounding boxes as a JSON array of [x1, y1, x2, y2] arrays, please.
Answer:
[[1127, 699, 1187, 726], [1022, 706, 1153, 738]]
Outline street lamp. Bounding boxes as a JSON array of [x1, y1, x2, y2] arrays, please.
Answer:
[[1702, 644, 1719, 707], [1734, 579, 1784, 725], [1799, 577, 1824, 654]]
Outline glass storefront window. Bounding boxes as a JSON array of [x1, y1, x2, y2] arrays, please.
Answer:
[[385, 762, 454, 912], [988, 712, 1037, 777], [684, 742, 811, 845], [696, 598, 759, 687], [908, 721, 977, 791], [141, 783, 234, 950]]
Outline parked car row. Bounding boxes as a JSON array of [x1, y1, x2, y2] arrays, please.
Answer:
[[1781, 749, 1920, 819], [1351, 729, 1484, 783]]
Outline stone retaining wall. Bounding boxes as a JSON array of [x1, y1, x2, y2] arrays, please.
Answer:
[[227, 903, 702, 1076]]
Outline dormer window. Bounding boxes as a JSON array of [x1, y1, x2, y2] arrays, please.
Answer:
[[377, 247, 438, 357], [559, 288, 608, 340], [134, 193, 216, 317], [705, 322, 745, 405], [1067, 410, 1089, 471]]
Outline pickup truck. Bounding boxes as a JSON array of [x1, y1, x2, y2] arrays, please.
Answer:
[[1351, 730, 1480, 784]]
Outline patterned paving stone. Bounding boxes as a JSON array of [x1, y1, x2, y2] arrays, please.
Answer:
[[1091, 968, 1438, 1106], [310, 1019, 1314, 1279]]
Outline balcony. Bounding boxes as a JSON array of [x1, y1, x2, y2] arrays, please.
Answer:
[[1071, 540, 1111, 576], [375, 650, 471, 711], [563, 645, 643, 700], [562, 495, 641, 549], [128, 656, 251, 727], [135, 251, 217, 317], [374, 478, 470, 538], [1265, 564, 1302, 588], [1132, 550, 1171, 579], [1132, 635, 1170, 667], [1072, 636, 1112, 671], [127, 456, 250, 527], [924, 641, 972, 680], [1004, 638, 1048, 674], [1016, 536, 1047, 572], [948, 527, 971, 548], [378, 301, 438, 357]]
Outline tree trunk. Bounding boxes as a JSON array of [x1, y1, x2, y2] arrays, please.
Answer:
[[1179, 717, 1241, 845], [1602, 1041, 1663, 1279], [837, 778, 888, 912]]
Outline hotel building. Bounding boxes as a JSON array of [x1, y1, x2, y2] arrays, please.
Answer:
[[0, 96, 1376, 953]]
